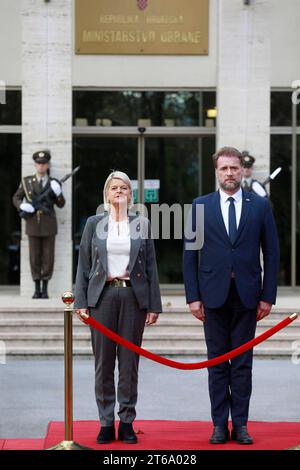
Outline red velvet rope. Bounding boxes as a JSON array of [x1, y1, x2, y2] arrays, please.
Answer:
[[83, 313, 298, 370]]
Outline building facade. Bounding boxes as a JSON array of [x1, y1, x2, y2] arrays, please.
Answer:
[[0, 0, 300, 295]]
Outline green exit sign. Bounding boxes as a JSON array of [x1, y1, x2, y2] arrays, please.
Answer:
[[132, 180, 160, 203], [133, 189, 159, 203]]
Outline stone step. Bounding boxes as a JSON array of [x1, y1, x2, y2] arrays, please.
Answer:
[[0, 307, 298, 356], [0, 318, 299, 334], [4, 345, 294, 357], [0, 331, 298, 349], [0, 309, 296, 320], [0, 314, 298, 325]]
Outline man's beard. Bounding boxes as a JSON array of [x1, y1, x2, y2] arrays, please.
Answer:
[[219, 180, 241, 191]]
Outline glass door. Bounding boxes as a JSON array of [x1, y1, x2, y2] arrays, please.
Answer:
[[72, 133, 216, 284], [72, 136, 138, 279], [144, 135, 215, 283], [72, 89, 217, 283], [0, 133, 21, 284]]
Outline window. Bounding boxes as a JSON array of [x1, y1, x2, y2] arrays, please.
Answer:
[[73, 90, 216, 127], [0, 90, 21, 125]]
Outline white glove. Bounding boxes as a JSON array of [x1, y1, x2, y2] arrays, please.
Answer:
[[50, 180, 62, 196], [20, 202, 35, 213], [252, 181, 267, 197]]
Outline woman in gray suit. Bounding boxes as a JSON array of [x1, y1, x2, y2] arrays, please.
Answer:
[[75, 171, 162, 444]]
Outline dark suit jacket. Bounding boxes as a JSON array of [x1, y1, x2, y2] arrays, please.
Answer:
[[12, 175, 65, 237], [74, 212, 162, 313], [183, 190, 280, 309]]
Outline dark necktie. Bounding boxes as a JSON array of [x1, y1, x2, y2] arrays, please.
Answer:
[[228, 197, 237, 244], [38, 178, 43, 192], [243, 179, 251, 191]]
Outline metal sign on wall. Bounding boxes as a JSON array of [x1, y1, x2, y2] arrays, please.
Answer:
[[75, 0, 209, 55]]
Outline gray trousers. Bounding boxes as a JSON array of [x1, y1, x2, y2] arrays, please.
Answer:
[[90, 287, 147, 426]]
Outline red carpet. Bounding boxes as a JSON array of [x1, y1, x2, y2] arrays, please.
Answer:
[[2, 439, 44, 450], [1, 421, 300, 450]]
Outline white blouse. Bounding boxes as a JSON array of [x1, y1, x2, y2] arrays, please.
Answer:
[[106, 216, 131, 280]]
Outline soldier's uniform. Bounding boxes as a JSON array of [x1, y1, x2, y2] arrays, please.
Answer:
[[12, 151, 65, 298], [241, 151, 268, 198]]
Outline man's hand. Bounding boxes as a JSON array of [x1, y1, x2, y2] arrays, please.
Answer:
[[146, 312, 159, 325], [75, 308, 89, 323], [256, 301, 272, 321], [20, 202, 35, 213], [188, 301, 205, 322]]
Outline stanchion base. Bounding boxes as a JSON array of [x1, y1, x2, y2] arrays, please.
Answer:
[[286, 444, 300, 450], [46, 440, 93, 450]]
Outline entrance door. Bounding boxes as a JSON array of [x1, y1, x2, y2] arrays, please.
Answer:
[[144, 135, 215, 283], [72, 133, 215, 283], [72, 136, 138, 279], [72, 89, 217, 283]]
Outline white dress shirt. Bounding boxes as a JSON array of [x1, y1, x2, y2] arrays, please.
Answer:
[[219, 187, 242, 235], [107, 216, 130, 280], [36, 174, 49, 188]]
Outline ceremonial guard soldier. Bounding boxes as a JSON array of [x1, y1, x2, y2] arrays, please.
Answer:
[[241, 151, 268, 198], [12, 150, 65, 298]]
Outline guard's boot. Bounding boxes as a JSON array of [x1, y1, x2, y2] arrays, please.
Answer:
[[40, 280, 49, 299], [32, 280, 41, 299]]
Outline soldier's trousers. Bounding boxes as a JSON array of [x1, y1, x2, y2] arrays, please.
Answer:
[[28, 235, 55, 281], [90, 287, 147, 426]]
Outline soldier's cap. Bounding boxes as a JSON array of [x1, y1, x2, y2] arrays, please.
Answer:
[[32, 150, 51, 164], [241, 151, 255, 168]]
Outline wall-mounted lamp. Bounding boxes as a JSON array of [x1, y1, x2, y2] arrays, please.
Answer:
[[207, 108, 217, 119]]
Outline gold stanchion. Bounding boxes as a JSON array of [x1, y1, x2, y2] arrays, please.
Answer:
[[46, 291, 92, 450]]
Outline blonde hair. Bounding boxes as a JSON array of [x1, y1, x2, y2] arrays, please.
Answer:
[[103, 171, 133, 211]]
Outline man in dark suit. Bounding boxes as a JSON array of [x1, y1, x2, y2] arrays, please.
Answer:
[[13, 150, 65, 298], [183, 146, 279, 445]]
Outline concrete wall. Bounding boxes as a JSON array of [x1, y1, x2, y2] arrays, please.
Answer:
[[271, 0, 300, 87], [1, 0, 300, 88], [72, 0, 218, 88], [21, 0, 72, 298], [0, 0, 22, 86], [217, 0, 271, 183]]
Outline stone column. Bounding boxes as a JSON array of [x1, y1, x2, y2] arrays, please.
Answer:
[[217, 0, 271, 182], [21, 0, 72, 298]]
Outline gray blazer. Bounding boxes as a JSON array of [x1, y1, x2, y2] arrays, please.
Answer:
[[74, 212, 162, 313]]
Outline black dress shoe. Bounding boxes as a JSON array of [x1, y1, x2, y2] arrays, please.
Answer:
[[97, 426, 115, 444], [231, 426, 253, 444], [118, 422, 138, 444], [209, 426, 230, 444]]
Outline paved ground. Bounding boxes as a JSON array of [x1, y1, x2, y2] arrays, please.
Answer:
[[0, 357, 299, 439]]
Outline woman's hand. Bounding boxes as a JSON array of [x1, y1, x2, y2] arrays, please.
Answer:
[[75, 308, 90, 323], [145, 312, 159, 325]]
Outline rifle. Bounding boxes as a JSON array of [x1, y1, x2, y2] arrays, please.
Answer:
[[251, 167, 282, 198], [261, 167, 282, 187], [19, 166, 80, 220]]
